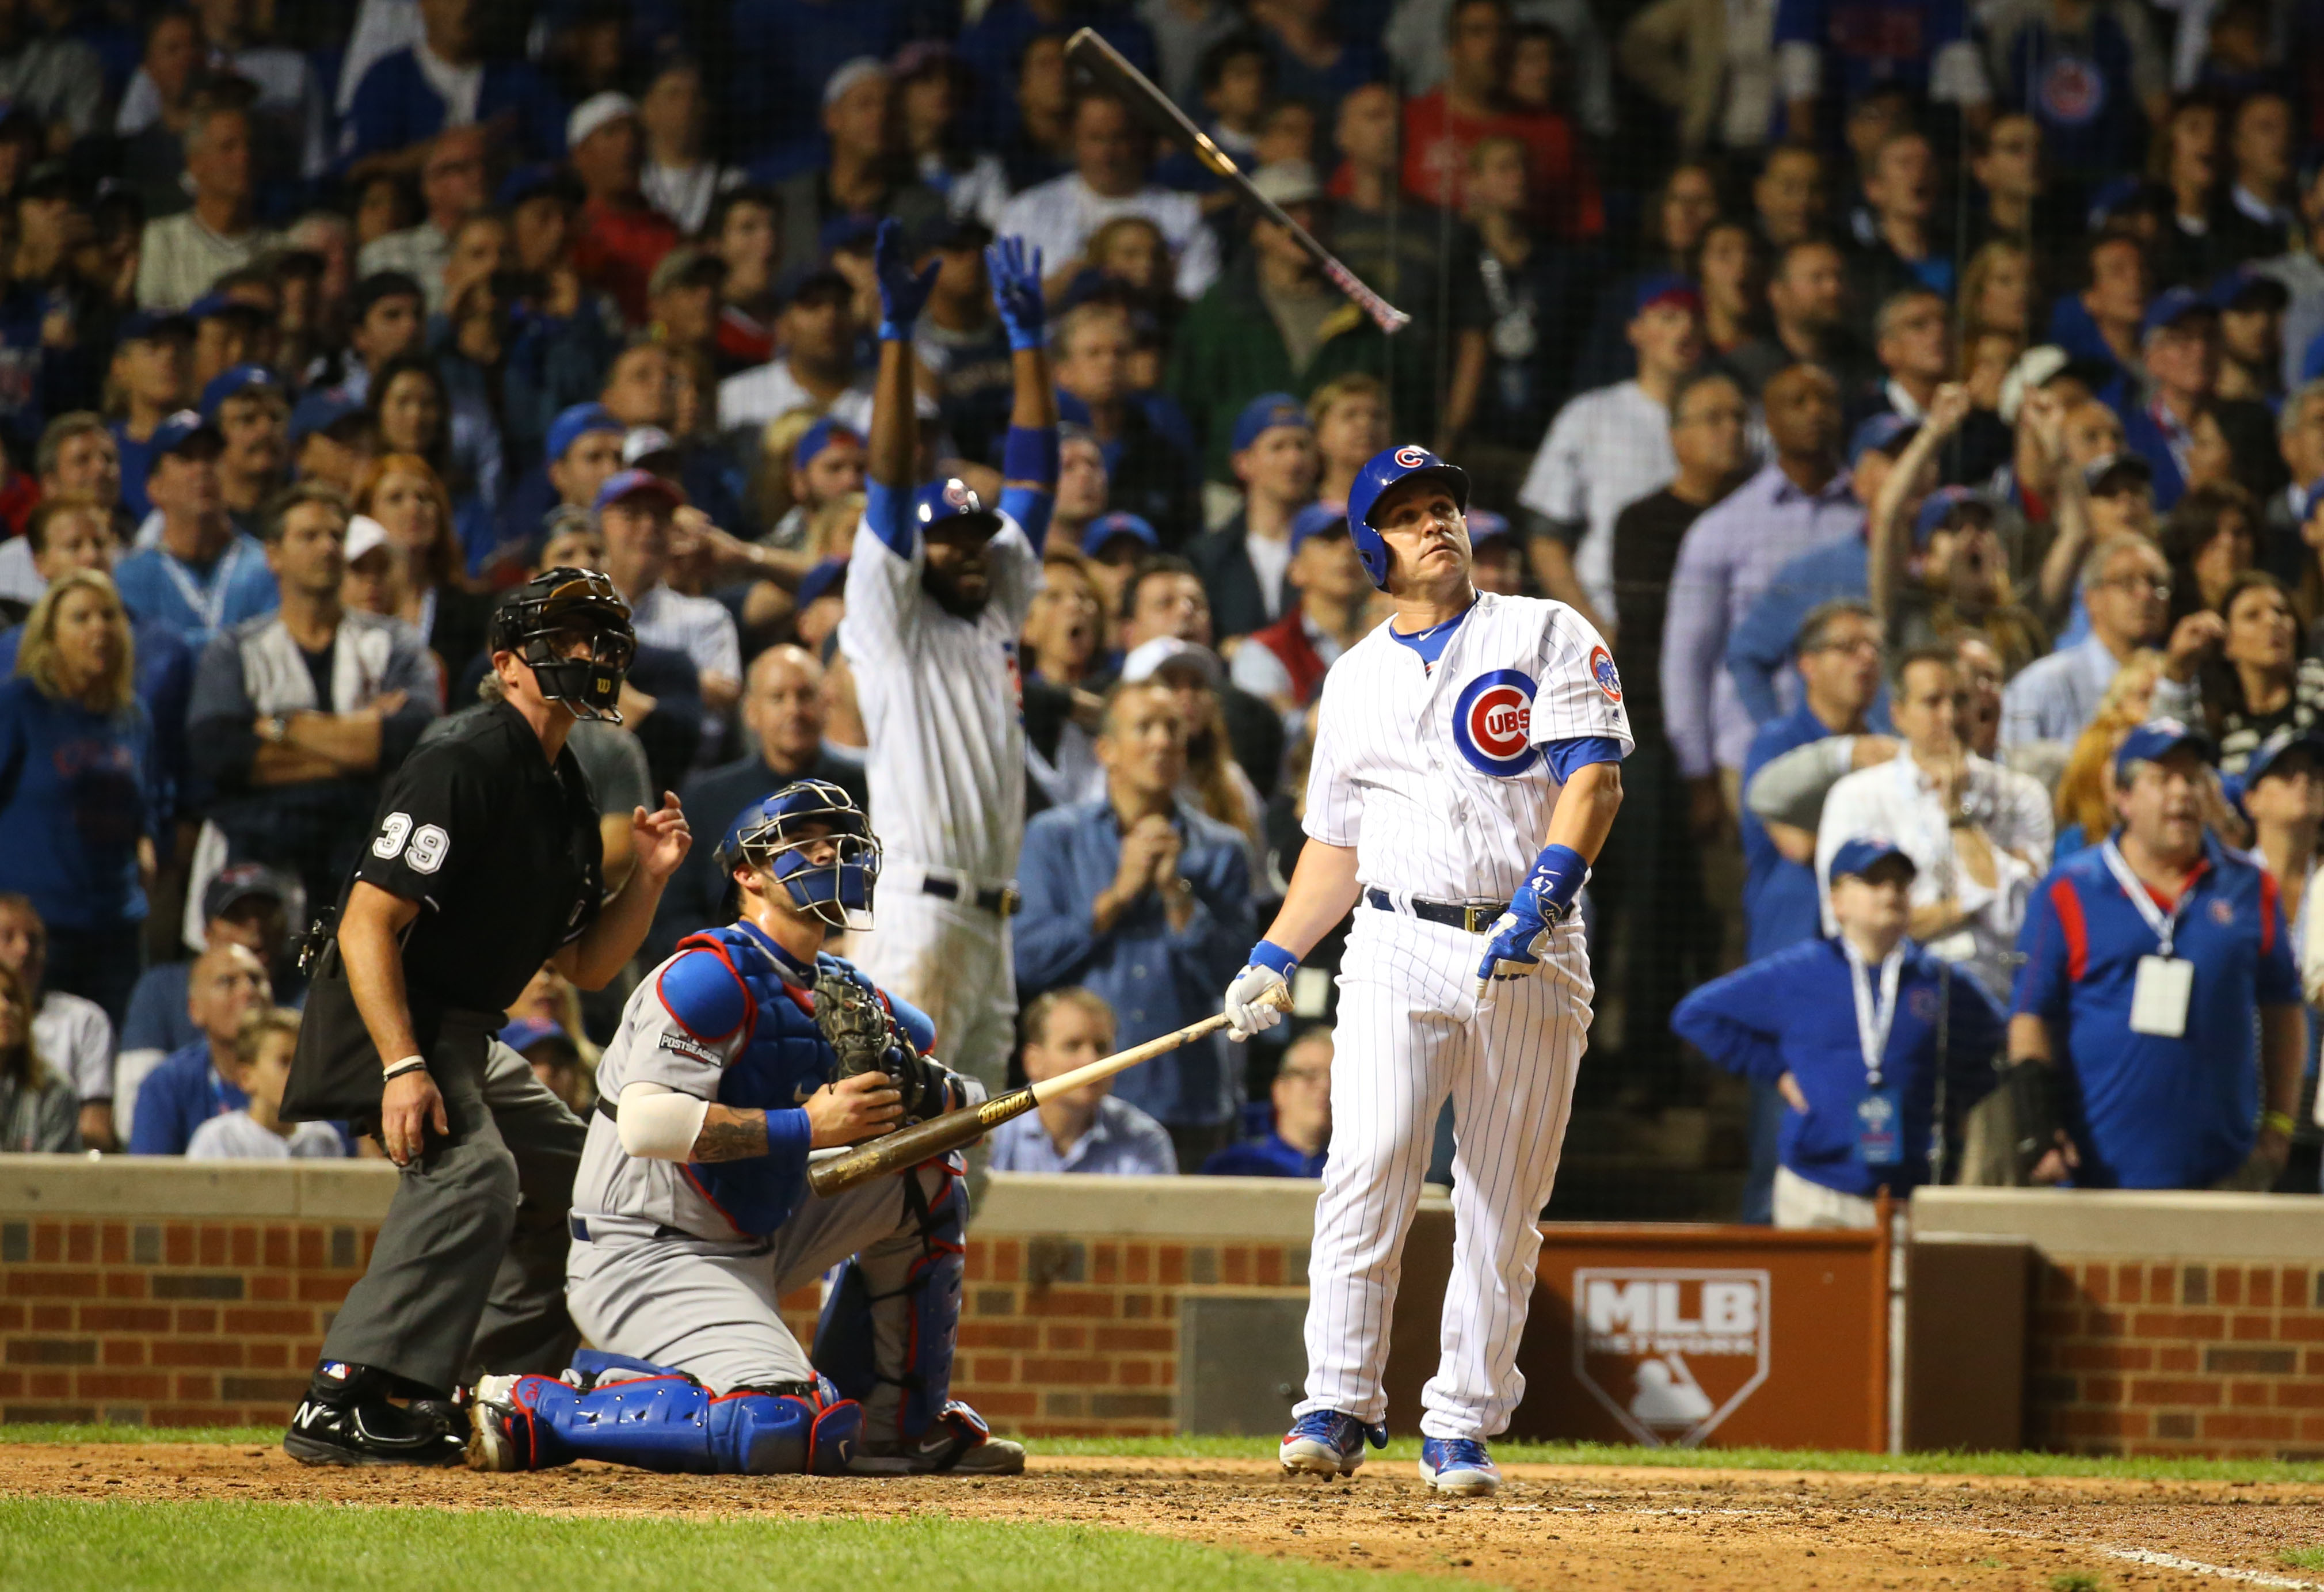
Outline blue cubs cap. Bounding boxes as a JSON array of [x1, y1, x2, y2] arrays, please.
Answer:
[[199, 363, 282, 418], [118, 307, 192, 342], [1912, 485, 1993, 547], [149, 409, 222, 458], [2242, 726, 2324, 788], [1848, 412, 1920, 468], [1288, 501, 1348, 555], [2115, 717, 2218, 778], [2140, 285, 2216, 342], [186, 291, 248, 322], [1230, 391, 1311, 454], [791, 416, 862, 471], [909, 477, 1002, 539], [497, 1018, 576, 1056], [548, 402, 624, 463], [1828, 836, 1916, 882], [1632, 272, 1703, 317], [1080, 511, 1158, 558], [593, 467, 684, 513], [288, 389, 365, 447], [795, 557, 848, 609], [1466, 506, 1513, 547], [1344, 443, 1469, 589]]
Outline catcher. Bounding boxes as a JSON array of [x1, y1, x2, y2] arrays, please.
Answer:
[[465, 779, 1022, 1476]]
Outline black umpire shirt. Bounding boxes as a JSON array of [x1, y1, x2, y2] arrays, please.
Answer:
[[352, 698, 604, 1015]]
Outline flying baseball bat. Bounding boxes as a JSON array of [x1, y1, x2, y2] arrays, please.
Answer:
[[805, 987, 1291, 1197], [1063, 28, 1411, 336]]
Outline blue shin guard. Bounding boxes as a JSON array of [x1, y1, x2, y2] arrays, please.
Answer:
[[494, 1370, 859, 1474], [812, 1163, 967, 1439]]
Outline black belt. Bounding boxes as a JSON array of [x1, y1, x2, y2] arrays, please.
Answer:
[[921, 875, 1021, 917], [1364, 889, 1510, 933], [570, 1213, 696, 1243]]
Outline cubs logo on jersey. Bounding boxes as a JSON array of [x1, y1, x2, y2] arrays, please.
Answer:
[[1588, 645, 1622, 704], [1452, 668, 1540, 777]]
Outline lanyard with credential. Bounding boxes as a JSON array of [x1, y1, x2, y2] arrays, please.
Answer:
[[158, 539, 242, 634], [2099, 836, 2190, 956], [1843, 940, 1905, 1089]]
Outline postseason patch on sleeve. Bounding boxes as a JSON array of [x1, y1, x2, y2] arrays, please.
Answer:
[[658, 1030, 722, 1066]]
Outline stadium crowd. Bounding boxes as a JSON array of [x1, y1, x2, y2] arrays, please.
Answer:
[[0, 0, 2318, 1224]]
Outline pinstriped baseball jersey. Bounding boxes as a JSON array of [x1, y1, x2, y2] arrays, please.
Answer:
[[1302, 592, 1636, 899], [839, 512, 1041, 881]]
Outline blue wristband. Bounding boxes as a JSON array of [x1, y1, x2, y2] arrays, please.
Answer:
[[878, 321, 913, 343], [1248, 940, 1300, 978], [1001, 424, 1058, 485], [1526, 844, 1590, 915], [1004, 323, 1045, 353]]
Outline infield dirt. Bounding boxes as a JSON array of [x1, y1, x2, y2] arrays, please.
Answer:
[[6, 1445, 2324, 1590]]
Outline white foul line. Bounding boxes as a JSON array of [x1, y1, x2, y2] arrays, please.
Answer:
[[2090, 1545, 2321, 1589]]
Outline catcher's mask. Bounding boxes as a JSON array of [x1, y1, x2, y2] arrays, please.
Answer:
[[490, 566, 637, 723], [717, 779, 882, 931]]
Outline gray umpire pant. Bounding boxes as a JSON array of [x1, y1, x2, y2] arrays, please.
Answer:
[[319, 1013, 586, 1393]]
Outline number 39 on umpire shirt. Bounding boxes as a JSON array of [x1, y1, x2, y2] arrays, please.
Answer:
[[356, 699, 605, 1013], [2011, 836, 2299, 1190]]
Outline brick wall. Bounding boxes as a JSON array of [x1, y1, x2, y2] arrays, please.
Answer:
[[2026, 1257, 2324, 1458], [0, 1161, 1323, 1435]]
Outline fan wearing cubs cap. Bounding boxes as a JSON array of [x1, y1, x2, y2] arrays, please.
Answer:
[[836, 218, 1058, 1114], [1220, 441, 1632, 1496], [1675, 836, 2007, 1228]]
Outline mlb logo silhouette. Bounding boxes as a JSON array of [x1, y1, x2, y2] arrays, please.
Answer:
[[1572, 1268, 1771, 1447]]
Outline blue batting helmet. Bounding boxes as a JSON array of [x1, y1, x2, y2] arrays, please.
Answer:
[[715, 779, 883, 930], [1343, 444, 1469, 588], [909, 477, 1003, 539]]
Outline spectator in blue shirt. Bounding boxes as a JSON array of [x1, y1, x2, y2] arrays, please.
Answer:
[[2010, 719, 2305, 1189], [988, 988, 1178, 1174], [1774, 0, 1987, 146], [112, 412, 279, 650], [117, 862, 299, 1125], [2117, 287, 2219, 512], [340, 0, 566, 173], [0, 569, 155, 1025], [1677, 837, 2005, 1225], [1203, 1025, 1332, 1177], [127, 940, 272, 1154], [1015, 676, 1255, 1167]]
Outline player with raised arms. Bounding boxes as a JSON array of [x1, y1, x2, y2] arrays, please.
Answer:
[[463, 778, 1023, 1476], [1221, 447, 1632, 1496]]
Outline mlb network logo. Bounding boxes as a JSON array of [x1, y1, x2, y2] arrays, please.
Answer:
[[1572, 1269, 1770, 1448]]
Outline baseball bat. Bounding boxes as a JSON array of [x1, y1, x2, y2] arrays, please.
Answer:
[[1063, 28, 1412, 336], [805, 987, 1291, 1197]]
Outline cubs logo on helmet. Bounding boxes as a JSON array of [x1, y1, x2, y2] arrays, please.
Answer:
[[1589, 645, 1622, 704], [942, 479, 972, 508], [1452, 669, 1540, 777], [1393, 445, 1429, 469]]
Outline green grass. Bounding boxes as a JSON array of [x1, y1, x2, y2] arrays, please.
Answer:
[[6, 1424, 2324, 1484], [2045, 1574, 2108, 1592], [0, 1499, 1443, 1592], [2283, 1548, 2324, 1571]]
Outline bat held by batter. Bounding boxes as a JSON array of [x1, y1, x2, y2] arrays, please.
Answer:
[[1063, 27, 1412, 336], [805, 986, 1293, 1197]]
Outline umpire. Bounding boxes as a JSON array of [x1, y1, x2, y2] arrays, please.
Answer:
[[280, 568, 692, 1466]]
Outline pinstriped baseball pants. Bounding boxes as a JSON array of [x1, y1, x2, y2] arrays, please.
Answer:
[[1295, 906, 1589, 1441]]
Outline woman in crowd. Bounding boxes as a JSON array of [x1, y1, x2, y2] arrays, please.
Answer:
[[0, 570, 150, 1023], [366, 352, 496, 574], [0, 961, 77, 1153], [1960, 241, 2033, 342], [2163, 481, 2258, 627], [2192, 570, 2324, 772], [353, 452, 492, 681], [2052, 649, 2164, 856], [1309, 374, 1389, 514], [708, 187, 782, 375]]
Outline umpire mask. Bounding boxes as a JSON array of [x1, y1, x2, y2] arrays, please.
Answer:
[[717, 779, 883, 931], [490, 568, 637, 723]]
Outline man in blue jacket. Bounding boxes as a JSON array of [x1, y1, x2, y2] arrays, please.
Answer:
[[127, 943, 270, 1153], [1674, 836, 2005, 1227]]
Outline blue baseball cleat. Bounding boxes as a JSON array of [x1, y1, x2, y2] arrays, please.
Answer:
[[1279, 1410, 1387, 1477], [1418, 1436, 1500, 1495]]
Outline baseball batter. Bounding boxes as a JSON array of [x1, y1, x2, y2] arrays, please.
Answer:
[[1224, 445, 1632, 1496], [464, 779, 1021, 1476], [839, 222, 1055, 1100]]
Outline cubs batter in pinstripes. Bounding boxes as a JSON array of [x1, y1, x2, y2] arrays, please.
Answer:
[[1221, 444, 1632, 1498]]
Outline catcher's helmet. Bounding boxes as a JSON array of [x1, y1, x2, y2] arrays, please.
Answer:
[[489, 566, 636, 722], [908, 477, 1003, 539], [1343, 444, 1470, 589], [716, 779, 882, 930]]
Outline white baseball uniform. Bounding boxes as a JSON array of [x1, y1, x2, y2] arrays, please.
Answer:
[[1298, 590, 1633, 1440], [839, 498, 1042, 1095]]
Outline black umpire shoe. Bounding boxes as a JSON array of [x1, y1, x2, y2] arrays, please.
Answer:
[[283, 1362, 466, 1467]]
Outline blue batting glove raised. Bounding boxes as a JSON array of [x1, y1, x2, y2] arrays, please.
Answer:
[[873, 217, 939, 340], [986, 235, 1046, 351]]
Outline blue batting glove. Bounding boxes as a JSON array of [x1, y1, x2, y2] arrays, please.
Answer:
[[1473, 844, 1587, 996], [986, 235, 1047, 351], [873, 217, 939, 341]]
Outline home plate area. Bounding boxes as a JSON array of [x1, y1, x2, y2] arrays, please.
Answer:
[[8, 1444, 2324, 1590]]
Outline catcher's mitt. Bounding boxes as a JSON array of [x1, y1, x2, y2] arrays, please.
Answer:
[[814, 968, 946, 1122]]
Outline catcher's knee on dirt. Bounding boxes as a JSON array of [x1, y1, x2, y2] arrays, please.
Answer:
[[812, 1160, 966, 1439], [487, 1359, 860, 1474]]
